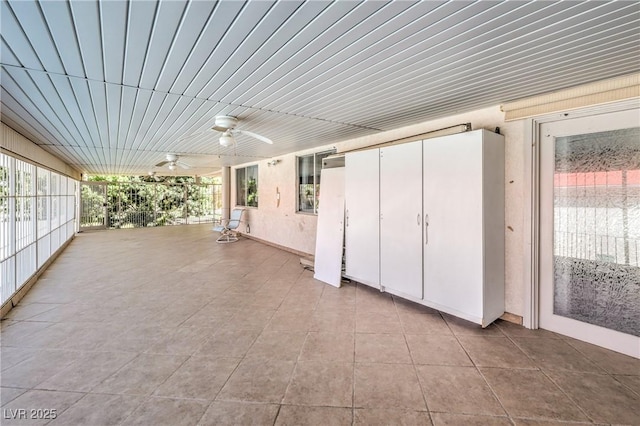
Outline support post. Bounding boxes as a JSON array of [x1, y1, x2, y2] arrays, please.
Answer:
[[221, 166, 230, 222]]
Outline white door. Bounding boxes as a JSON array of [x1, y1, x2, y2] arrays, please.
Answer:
[[380, 141, 423, 299], [540, 108, 640, 358], [345, 149, 380, 288], [314, 167, 345, 288], [423, 132, 483, 318]]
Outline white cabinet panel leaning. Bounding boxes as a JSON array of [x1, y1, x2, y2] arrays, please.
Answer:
[[343, 129, 505, 327]]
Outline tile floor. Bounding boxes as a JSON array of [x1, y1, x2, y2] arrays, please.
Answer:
[[1, 224, 639, 425]]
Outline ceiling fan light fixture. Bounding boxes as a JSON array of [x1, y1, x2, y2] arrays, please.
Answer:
[[220, 133, 235, 147], [168, 163, 177, 171]]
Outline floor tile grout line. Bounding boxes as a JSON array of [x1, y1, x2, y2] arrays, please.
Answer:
[[116, 394, 152, 426], [535, 367, 598, 424], [563, 337, 633, 377], [352, 303, 357, 422], [271, 404, 282, 426], [499, 329, 596, 424], [442, 314, 515, 424], [209, 326, 261, 405], [610, 374, 640, 399], [394, 294, 434, 425], [277, 329, 311, 409], [11, 389, 91, 426], [506, 333, 606, 374]]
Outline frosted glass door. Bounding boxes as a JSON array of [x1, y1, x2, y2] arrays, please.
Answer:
[[540, 109, 640, 358], [345, 150, 380, 288], [380, 141, 423, 299]]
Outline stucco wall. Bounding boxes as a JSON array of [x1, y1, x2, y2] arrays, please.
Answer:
[[233, 105, 526, 317], [231, 145, 336, 255]]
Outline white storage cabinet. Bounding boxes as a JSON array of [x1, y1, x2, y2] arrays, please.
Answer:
[[343, 129, 504, 326], [344, 149, 380, 289]]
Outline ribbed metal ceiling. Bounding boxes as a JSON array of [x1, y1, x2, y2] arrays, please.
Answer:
[[1, 0, 639, 175]]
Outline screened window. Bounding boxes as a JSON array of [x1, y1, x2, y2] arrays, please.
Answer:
[[0, 152, 77, 306], [236, 165, 258, 207], [297, 150, 335, 214]]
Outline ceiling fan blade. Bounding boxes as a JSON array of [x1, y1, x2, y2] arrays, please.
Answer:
[[155, 161, 169, 167], [177, 161, 192, 169], [236, 129, 273, 144]]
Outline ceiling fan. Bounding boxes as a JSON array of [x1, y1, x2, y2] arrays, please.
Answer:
[[147, 171, 162, 181], [155, 153, 191, 170], [212, 116, 273, 147]]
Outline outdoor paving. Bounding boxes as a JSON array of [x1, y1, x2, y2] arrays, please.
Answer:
[[1, 224, 639, 425]]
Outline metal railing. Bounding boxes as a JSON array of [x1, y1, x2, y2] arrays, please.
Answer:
[[554, 231, 639, 267], [80, 181, 222, 229]]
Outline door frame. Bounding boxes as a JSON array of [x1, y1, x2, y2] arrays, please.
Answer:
[[79, 181, 108, 230], [523, 98, 640, 331]]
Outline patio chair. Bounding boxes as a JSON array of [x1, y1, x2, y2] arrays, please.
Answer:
[[213, 208, 245, 243]]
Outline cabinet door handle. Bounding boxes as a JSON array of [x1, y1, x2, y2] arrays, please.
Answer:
[[425, 214, 429, 245]]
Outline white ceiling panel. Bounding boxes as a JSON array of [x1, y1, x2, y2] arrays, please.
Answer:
[[0, 39, 20, 67], [40, 1, 85, 76], [9, 1, 65, 74], [69, 1, 104, 80], [167, 1, 245, 95], [153, 1, 216, 93], [1, 0, 638, 176], [211, 1, 332, 102], [121, 1, 157, 87], [87, 80, 109, 149], [68, 77, 101, 148], [138, 1, 188, 90], [220, 1, 363, 105], [1, 88, 65, 148], [100, 0, 128, 84], [2, 68, 77, 145], [48, 74, 93, 147], [197, 0, 305, 100], [183, 1, 276, 98], [1, 3, 43, 71], [29, 72, 87, 146], [271, 2, 602, 117]]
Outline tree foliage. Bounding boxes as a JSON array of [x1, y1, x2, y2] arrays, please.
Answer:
[[83, 175, 220, 228]]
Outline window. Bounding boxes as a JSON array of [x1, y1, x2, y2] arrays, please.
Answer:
[[236, 165, 258, 207], [297, 150, 335, 214], [0, 152, 77, 306]]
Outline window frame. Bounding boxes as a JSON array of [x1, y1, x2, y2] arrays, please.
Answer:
[[296, 149, 336, 215], [235, 164, 259, 208]]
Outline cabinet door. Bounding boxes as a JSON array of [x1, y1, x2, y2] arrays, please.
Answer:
[[313, 167, 345, 288], [423, 132, 483, 316], [380, 141, 423, 299], [345, 150, 380, 288]]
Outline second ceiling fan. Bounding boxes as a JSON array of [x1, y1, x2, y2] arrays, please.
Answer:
[[212, 116, 273, 147], [155, 153, 191, 171]]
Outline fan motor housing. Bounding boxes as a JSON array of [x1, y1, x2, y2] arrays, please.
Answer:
[[215, 116, 238, 130]]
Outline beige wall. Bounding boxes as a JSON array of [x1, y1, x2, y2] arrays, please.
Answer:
[[233, 105, 527, 317], [231, 145, 336, 255]]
